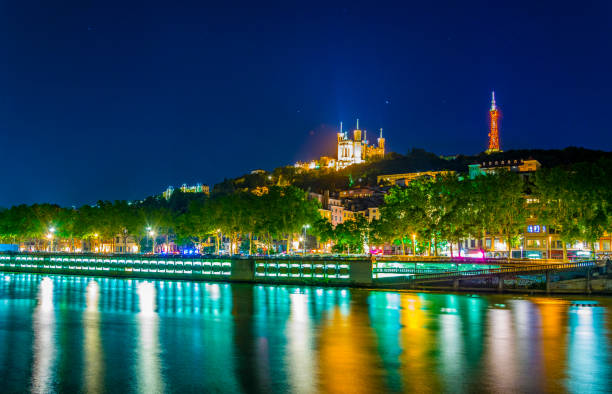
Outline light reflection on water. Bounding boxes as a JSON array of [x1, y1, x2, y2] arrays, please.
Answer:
[[0, 273, 610, 393], [136, 281, 164, 393], [84, 280, 103, 393], [31, 277, 55, 394]]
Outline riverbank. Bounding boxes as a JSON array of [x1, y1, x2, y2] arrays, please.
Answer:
[[1, 252, 608, 295]]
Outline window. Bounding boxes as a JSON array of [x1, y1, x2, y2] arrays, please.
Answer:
[[470, 240, 476, 248], [527, 225, 544, 233], [603, 241, 611, 251], [551, 240, 563, 249], [485, 239, 492, 248], [527, 239, 542, 248]]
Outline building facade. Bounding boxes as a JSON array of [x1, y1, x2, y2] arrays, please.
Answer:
[[377, 170, 455, 186], [468, 159, 542, 179], [337, 120, 385, 169], [295, 120, 386, 171], [163, 183, 209, 200]]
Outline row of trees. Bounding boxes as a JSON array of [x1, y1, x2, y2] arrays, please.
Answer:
[[378, 170, 527, 257], [312, 171, 527, 256], [0, 186, 320, 255]]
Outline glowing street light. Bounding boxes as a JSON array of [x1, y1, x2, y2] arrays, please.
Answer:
[[93, 233, 99, 253], [46, 232, 54, 252], [412, 233, 417, 256], [148, 229, 156, 254], [302, 224, 310, 255]]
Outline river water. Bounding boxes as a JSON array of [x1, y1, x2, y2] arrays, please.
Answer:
[[0, 273, 610, 393]]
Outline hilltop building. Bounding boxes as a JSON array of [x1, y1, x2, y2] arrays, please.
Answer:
[[295, 120, 386, 171], [377, 170, 455, 186], [336, 120, 385, 169], [163, 183, 209, 200], [468, 159, 541, 179]]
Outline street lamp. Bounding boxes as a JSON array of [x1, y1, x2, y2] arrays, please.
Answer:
[[302, 224, 310, 255], [93, 233, 99, 253], [148, 229, 156, 254], [548, 235, 552, 260], [412, 234, 416, 256], [46, 232, 54, 252]]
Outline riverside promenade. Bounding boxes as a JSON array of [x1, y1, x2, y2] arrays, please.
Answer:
[[0, 252, 606, 293]]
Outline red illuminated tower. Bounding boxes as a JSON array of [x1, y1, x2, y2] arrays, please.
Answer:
[[487, 91, 501, 153]]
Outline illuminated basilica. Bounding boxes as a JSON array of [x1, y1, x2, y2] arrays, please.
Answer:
[[295, 120, 386, 171], [336, 119, 385, 169]]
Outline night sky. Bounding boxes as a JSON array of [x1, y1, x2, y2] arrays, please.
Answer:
[[1, 1, 610, 207]]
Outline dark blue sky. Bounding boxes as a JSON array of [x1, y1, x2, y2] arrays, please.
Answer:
[[0, 1, 610, 206]]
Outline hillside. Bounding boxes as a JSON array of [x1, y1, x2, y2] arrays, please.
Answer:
[[212, 147, 612, 194]]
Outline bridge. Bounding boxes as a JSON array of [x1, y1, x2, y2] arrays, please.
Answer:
[[373, 259, 599, 293], [0, 252, 604, 293]]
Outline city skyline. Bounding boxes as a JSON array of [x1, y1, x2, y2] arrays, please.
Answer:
[[1, 3, 611, 393], [1, 1, 610, 206]]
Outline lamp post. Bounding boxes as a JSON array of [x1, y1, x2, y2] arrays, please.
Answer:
[[148, 228, 156, 254], [93, 233, 99, 253], [548, 235, 552, 260], [48, 227, 56, 252], [302, 224, 310, 255], [412, 234, 416, 256], [46, 233, 53, 252]]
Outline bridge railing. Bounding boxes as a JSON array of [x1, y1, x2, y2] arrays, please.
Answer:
[[374, 260, 597, 283], [374, 255, 571, 266]]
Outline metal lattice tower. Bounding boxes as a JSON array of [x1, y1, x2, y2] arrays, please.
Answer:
[[488, 91, 500, 152]]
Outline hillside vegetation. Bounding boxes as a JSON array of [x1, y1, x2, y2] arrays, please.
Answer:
[[212, 147, 612, 194]]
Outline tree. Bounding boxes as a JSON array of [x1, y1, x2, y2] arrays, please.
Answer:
[[436, 175, 475, 257], [331, 216, 370, 254], [379, 186, 419, 255], [535, 167, 580, 260], [535, 162, 611, 259], [486, 171, 527, 256]]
